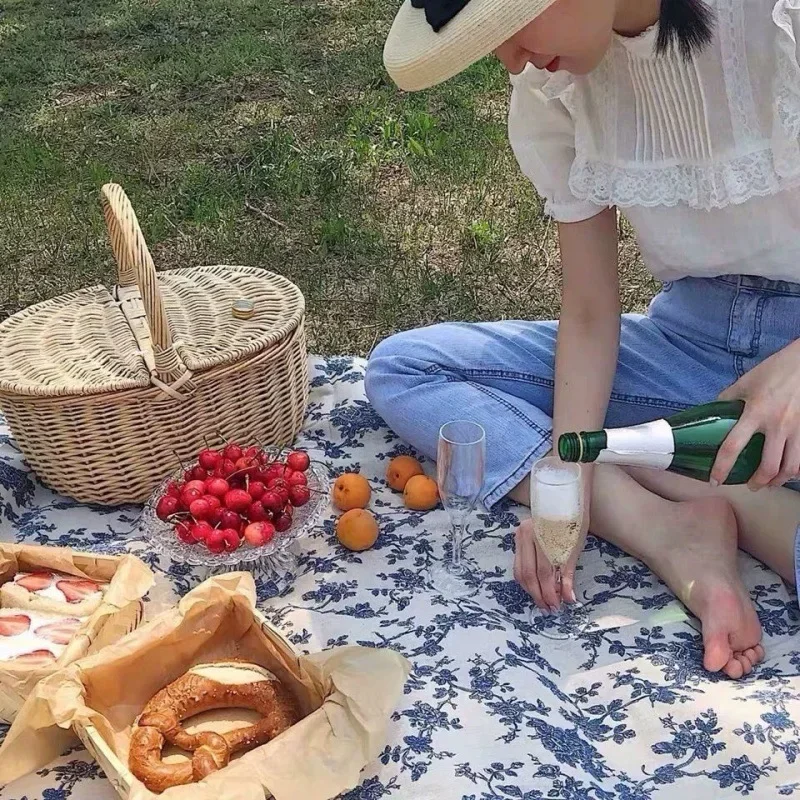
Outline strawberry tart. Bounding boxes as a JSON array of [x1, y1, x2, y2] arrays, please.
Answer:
[[0, 570, 106, 617], [0, 609, 83, 666]]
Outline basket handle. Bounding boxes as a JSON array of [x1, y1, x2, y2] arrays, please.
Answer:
[[101, 183, 194, 397]]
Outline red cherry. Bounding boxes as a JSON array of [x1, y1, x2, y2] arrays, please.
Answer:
[[215, 459, 236, 479], [190, 521, 214, 543], [288, 485, 310, 507], [184, 469, 196, 483], [248, 501, 270, 522], [205, 529, 226, 554], [205, 477, 230, 498], [165, 481, 182, 499], [223, 444, 243, 462], [184, 480, 206, 495], [264, 464, 285, 482], [248, 481, 266, 501], [202, 495, 221, 514], [261, 490, 283, 514], [191, 466, 208, 481], [243, 522, 275, 547], [273, 512, 292, 533], [198, 449, 222, 471], [244, 446, 260, 460], [181, 486, 204, 507], [189, 498, 212, 520], [210, 507, 224, 526], [156, 495, 180, 521], [286, 451, 311, 472], [175, 521, 195, 544], [219, 509, 243, 532], [221, 528, 240, 551], [224, 489, 253, 513], [233, 456, 258, 477], [286, 470, 307, 487]]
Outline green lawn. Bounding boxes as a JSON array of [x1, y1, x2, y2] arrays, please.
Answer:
[[0, 0, 658, 354]]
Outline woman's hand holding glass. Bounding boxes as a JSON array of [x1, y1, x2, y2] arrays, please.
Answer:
[[514, 464, 591, 612]]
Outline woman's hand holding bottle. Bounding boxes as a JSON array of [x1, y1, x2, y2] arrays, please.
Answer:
[[712, 340, 800, 490]]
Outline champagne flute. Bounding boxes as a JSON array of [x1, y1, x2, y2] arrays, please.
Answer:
[[427, 420, 485, 599], [529, 457, 588, 639]]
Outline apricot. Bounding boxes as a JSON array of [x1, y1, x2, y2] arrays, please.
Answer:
[[336, 509, 379, 551], [386, 455, 424, 491], [332, 472, 371, 511], [403, 474, 439, 511]]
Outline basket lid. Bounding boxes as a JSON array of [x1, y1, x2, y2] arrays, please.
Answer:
[[157, 266, 304, 373], [0, 286, 152, 397], [0, 266, 304, 398]]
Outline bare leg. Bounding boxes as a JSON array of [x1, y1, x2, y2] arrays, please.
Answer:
[[511, 466, 799, 583], [625, 468, 799, 585], [511, 464, 765, 678]]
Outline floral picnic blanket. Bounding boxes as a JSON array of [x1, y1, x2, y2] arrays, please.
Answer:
[[0, 356, 799, 800]]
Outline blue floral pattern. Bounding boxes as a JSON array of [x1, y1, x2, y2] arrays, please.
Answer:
[[0, 356, 798, 799]]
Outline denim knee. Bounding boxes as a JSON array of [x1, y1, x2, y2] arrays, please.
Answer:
[[366, 329, 419, 412]]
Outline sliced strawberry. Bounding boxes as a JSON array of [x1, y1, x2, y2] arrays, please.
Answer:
[[56, 579, 100, 603], [0, 614, 31, 637], [15, 571, 54, 592], [35, 618, 82, 645], [12, 649, 56, 666]]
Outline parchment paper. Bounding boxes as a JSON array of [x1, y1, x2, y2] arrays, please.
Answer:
[[0, 572, 410, 800]]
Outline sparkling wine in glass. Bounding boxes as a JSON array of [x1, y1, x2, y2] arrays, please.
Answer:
[[529, 457, 588, 639], [427, 420, 485, 599]]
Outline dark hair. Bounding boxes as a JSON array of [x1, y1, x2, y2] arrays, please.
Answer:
[[656, 0, 715, 58]]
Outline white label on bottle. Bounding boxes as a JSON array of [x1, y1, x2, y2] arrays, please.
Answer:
[[596, 419, 674, 470]]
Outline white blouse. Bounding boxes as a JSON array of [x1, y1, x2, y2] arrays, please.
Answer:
[[508, 0, 800, 283]]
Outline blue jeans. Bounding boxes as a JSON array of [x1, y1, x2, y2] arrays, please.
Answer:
[[365, 275, 800, 580]]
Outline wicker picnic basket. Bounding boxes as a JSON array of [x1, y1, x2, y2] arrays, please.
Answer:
[[0, 184, 308, 505]]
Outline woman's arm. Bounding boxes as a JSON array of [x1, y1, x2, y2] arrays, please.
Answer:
[[553, 207, 621, 446], [515, 206, 621, 610]]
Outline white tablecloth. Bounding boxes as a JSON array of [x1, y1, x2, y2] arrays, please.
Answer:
[[0, 356, 799, 800]]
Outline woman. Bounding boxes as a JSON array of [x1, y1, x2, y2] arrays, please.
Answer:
[[366, 0, 800, 679]]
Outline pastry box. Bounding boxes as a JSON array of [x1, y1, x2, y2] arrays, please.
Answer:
[[0, 573, 410, 800], [0, 543, 153, 722]]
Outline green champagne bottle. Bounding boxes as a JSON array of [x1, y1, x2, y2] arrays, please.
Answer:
[[557, 400, 765, 485]]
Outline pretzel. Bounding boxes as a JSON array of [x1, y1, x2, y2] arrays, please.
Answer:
[[129, 661, 300, 794]]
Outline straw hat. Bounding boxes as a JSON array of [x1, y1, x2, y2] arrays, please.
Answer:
[[384, 0, 560, 91]]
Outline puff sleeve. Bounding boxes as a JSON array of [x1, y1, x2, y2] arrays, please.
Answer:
[[507, 67, 607, 223]]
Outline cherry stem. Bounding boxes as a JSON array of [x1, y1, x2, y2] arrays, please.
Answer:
[[215, 430, 234, 447]]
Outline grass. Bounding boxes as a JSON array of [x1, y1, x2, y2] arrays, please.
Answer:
[[0, 0, 658, 355]]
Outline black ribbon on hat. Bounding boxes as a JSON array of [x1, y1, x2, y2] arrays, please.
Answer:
[[410, 0, 472, 32]]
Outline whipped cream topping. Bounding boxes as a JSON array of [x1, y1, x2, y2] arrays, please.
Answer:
[[13, 571, 104, 603], [0, 608, 82, 662]]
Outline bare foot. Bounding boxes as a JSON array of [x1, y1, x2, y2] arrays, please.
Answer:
[[642, 497, 764, 679]]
